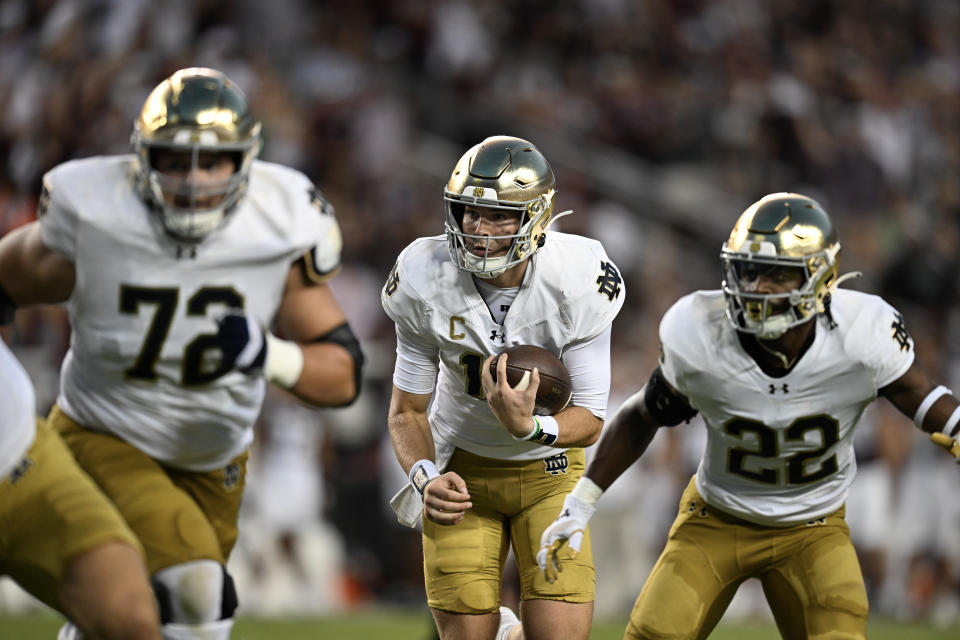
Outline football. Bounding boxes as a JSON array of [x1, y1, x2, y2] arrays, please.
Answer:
[[488, 345, 572, 415]]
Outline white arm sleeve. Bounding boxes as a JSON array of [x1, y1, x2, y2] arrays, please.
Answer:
[[563, 324, 613, 419], [392, 325, 440, 395]]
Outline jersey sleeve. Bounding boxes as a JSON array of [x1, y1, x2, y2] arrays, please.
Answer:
[[298, 187, 343, 283], [657, 294, 700, 401], [562, 246, 626, 343], [380, 250, 429, 341], [37, 171, 79, 261], [843, 294, 915, 389]]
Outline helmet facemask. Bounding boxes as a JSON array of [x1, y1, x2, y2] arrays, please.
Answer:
[[444, 187, 557, 279], [443, 136, 563, 279], [721, 246, 839, 339], [132, 68, 262, 243]]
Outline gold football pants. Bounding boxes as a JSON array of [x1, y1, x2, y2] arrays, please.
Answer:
[[48, 405, 247, 574], [424, 447, 595, 614], [625, 476, 868, 640], [0, 419, 142, 609]]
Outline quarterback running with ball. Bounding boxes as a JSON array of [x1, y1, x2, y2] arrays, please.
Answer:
[[382, 136, 625, 640]]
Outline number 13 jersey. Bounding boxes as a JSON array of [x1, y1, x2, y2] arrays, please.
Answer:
[[659, 289, 914, 526]]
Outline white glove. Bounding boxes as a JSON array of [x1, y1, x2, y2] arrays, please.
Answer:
[[931, 433, 960, 463], [537, 492, 596, 584]]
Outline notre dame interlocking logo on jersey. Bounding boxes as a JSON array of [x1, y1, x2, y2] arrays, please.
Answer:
[[543, 452, 569, 475], [890, 312, 912, 352], [307, 186, 335, 216], [384, 262, 400, 297], [595, 261, 622, 301]]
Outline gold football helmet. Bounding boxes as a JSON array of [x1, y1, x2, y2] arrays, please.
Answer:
[[131, 67, 262, 242], [720, 193, 849, 339], [443, 136, 563, 278]]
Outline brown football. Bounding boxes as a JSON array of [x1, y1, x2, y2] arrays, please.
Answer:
[[489, 345, 572, 416]]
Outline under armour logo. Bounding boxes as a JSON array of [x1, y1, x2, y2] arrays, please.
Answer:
[[806, 517, 826, 526], [490, 330, 506, 343], [543, 452, 569, 475], [595, 261, 622, 301], [890, 313, 912, 352], [769, 384, 789, 394], [384, 263, 400, 297]]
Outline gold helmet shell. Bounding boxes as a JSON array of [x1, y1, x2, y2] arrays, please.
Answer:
[[443, 136, 558, 278], [131, 67, 262, 242], [720, 193, 841, 338]]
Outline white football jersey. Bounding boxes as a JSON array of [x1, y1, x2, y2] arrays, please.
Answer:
[[659, 288, 915, 526], [382, 232, 625, 460], [0, 339, 37, 478], [39, 155, 342, 471]]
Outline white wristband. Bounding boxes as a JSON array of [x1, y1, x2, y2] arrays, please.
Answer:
[[914, 385, 951, 429], [264, 332, 304, 389], [941, 405, 960, 438], [570, 475, 604, 507], [409, 459, 440, 497], [515, 415, 559, 446]]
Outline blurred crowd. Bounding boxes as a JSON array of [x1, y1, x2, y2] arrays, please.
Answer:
[[1, 0, 959, 628]]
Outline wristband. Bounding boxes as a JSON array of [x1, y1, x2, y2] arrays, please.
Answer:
[[516, 415, 559, 446], [570, 476, 604, 507], [264, 332, 304, 389], [914, 385, 951, 430], [941, 405, 960, 438], [409, 459, 440, 497]]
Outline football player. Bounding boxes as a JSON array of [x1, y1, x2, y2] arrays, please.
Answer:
[[0, 335, 161, 639], [0, 68, 364, 640], [537, 193, 960, 640], [382, 135, 625, 640]]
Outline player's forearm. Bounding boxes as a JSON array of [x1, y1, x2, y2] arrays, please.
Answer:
[[585, 392, 660, 491], [289, 341, 358, 406], [553, 405, 604, 447], [388, 410, 435, 474]]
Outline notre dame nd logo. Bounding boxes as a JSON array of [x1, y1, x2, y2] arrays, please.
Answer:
[[384, 263, 400, 297], [890, 312, 912, 352], [543, 452, 569, 476], [596, 261, 622, 301]]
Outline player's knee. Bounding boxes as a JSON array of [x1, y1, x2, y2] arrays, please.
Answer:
[[151, 560, 237, 625]]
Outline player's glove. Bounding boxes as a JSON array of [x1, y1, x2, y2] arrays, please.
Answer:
[[931, 433, 960, 463], [537, 477, 602, 584], [217, 311, 267, 373]]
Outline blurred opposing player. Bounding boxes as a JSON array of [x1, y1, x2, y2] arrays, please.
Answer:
[[0, 333, 160, 639], [538, 193, 960, 640], [382, 136, 625, 639], [0, 67, 363, 640]]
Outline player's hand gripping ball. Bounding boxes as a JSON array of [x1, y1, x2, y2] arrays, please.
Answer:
[[489, 345, 572, 415]]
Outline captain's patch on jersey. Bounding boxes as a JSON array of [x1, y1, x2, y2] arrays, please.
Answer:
[[595, 260, 622, 301]]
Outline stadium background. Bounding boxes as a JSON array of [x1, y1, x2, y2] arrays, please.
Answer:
[[1, 0, 959, 635]]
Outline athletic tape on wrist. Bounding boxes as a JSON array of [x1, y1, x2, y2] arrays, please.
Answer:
[[516, 415, 559, 446], [942, 405, 960, 438], [914, 385, 951, 430], [409, 459, 440, 497], [264, 333, 304, 389], [570, 475, 604, 507]]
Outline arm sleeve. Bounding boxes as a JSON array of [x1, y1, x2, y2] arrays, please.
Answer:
[[563, 324, 612, 419], [392, 325, 440, 395]]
